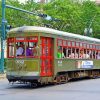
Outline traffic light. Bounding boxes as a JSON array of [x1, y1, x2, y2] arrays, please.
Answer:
[[38, 13, 47, 18], [4, 25, 12, 38], [5, 25, 12, 33]]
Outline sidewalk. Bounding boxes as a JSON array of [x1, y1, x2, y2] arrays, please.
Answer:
[[0, 73, 6, 79]]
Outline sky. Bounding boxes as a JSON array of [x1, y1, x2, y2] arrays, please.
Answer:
[[18, 0, 38, 3], [18, 0, 96, 3]]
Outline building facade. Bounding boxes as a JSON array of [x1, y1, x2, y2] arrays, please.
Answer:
[[95, 0, 100, 5], [36, 0, 50, 3]]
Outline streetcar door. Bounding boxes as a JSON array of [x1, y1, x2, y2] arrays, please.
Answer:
[[40, 37, 54, 76]]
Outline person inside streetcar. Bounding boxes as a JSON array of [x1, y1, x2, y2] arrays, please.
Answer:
[[26, 45, 33, 56], [16, 42, 24, 56]]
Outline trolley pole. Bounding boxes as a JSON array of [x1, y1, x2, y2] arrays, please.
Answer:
[[0, 0, 6, 73]]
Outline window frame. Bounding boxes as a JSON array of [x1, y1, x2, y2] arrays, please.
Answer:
[[7, 36, 38, 58], [7, 37, 15, 58]]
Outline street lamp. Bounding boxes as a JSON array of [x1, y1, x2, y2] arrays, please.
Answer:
[[0, 0, 6, 73], [84, 28, 93, 37]]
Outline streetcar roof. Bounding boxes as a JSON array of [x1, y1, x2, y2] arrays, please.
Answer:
[[8, 26, 100, 43]]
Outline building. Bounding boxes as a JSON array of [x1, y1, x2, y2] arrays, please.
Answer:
[[95, 0, 100, 5], [36, 0, 50, 3]]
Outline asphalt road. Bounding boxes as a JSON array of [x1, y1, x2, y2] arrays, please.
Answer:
[[0, 78, 100, 100]]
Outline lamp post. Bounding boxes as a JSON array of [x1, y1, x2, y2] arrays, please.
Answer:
[[84, 15, 96, 37], [0, 0, 6, 73], [84, 28, 93, 37]]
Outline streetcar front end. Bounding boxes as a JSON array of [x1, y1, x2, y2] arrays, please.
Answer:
[[6, 30, 41, 84]]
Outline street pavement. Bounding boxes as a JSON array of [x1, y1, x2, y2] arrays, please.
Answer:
[[0, 78, 100, 100]]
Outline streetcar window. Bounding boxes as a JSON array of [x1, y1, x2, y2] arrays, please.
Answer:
[[96, 45, 99, 50], [8, 38, 14, 58], [99, 46, 100, 50], [63, 48, 66, 57], [58, 39, 62, 46], [25, 42, 33, 57], [97, 45, 99, 50], [89, 50, 92, 59], [26, 36, 38, 57], [27, 37, 38, 42], [67, 48, 71, 58], [63, 40, 66, 46], [93, 51, 96, 59], [85, 50, 90, 59], [83, 43, 87, 48], [14, 37, 39, 58], [57, 46, 65, 58], [16, 42, 25, 57], [57, 39, 65, 58], [16, 37, 24, 40], [93, 45, 95, 49], [87, 44, 89, 49], [72, 41, 75, 47], [68, 41, 71, 47], [80, 43, 82, 47], [26, 42, 39, 57], [79, 49, 84, 59], [56, 39, 99, 60], [8, 45, 14, 57], [75, 49, 79, 58], [90, 44, 92, 49], [97, 51, 100, 59], [28, 42, 35, 47], [76, 42, 79, 47], [69, 48, 75, 58]]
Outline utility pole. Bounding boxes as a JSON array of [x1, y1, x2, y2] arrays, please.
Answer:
[[0, 0, 6, 73]]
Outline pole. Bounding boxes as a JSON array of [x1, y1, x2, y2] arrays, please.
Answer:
[[87, 15, 96, 37], [6, 5, 37, 16], [0, 0, 6, 73], [5, 5, 59, 22]]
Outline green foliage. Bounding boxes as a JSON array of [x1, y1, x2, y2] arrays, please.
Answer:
[[0, 0, 100, 38], [43, 0, 100, 38]]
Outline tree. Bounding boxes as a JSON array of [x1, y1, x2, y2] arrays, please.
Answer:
[[43, 0, 100, 38], [0, 0, 99, 38]]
